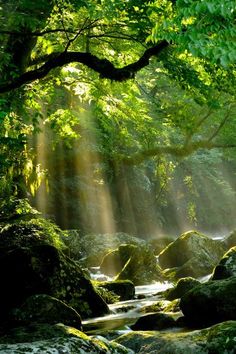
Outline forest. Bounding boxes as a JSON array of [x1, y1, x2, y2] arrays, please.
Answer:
[[0, 0, 236, 353]]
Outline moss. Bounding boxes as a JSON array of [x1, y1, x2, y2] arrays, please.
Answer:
[[95, 286, 120, 304], [212, 247, 236, 280], [0, 323, 132, 353], [0, 217, 66, 250], [114, 244, 163, 285], [180, 277, 236, 327], [165, 277, 200, 300], [115, 321, 236, 353], [158, 230, 225, 280]]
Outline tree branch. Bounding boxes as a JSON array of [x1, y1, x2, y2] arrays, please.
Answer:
[[0, 29, 76, 37], [0, 40, 169, 93], [208, 109, 232, 142], [119, 141, 236, 165]]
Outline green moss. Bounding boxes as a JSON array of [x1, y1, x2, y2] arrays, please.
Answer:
[[0, 217, 66, 250], [95, 286, 120, 304]]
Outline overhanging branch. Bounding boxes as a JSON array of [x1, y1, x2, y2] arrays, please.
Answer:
[[119, 141, 236, 165], [0, 40, 169, 94]]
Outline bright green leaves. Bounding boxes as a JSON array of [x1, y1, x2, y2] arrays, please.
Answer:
[[46, 109, 80, 144], [148, 0, 236, 67]]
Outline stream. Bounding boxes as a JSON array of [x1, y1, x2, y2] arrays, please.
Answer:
[[83, 280, 173, 334], [83, 235, 220, 336]]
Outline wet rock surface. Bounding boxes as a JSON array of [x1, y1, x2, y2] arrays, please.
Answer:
[[180, 276, 236, 327], [130, 312, 176, 331], [0, 323, 133, 353], [98, 280, 135, 301], [212, 246, 236, 280], [158, 230, 225, 279], [114, 321, 236, 353], [10, 294, 82, 329], [77, 232, 146, 267], [0, 219, 109, 323], [164, 277, 200, 300]]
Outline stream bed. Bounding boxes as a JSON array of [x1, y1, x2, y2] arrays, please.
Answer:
[[82, 282, 174, 334]]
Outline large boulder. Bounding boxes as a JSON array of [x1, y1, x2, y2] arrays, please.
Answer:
[[0, 323, 133, 354], [0, 217, 66, 250], [10, 294, 82, 329], [180, 276, 236, 327], [0, 219, 109, 322], [106, 244, 163, 285], [100, 244, 137, 276], [130, 312, 176, 331], [212, 247, 236, 280], [114, 321, 236, 353], [158, 230, 225, 279], [148, 236, 175, 255], [164, 277, 200, 301], [223, 230, 236, 249], [98, 280, 135, 301], [77, 232, 146, 266]]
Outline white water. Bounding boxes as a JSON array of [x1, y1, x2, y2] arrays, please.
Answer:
[[82, 281, 173, 333]]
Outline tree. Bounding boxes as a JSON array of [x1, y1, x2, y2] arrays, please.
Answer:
[[0, 0, 235, 233]]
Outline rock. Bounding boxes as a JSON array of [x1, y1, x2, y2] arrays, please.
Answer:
[[130, 312, 176, 331], [98, 280, 135, 301], [0, 323, 133, 353], [115, 321, 236, 353], [164, 299, 181, 313], [164, 277, 200, 301], [223, 230, 236, 249], [0, 217, 66, 250], [78, 232, 146, 266], [212, 246, 236, 280], [148, 236, 175, 255], [180, 276, 236, 327], [141, 299, 181, 314], [0, 243, 109, 322], [114, 244, 163, 285], [158, 230, 225, 279], [10, 294, 82, 329], [140, 300, 170, 314], [100, 244, 137, 276]]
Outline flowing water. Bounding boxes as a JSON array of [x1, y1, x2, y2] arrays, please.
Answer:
[[83, 235, 223, 335], [82, 281, 173, 334]]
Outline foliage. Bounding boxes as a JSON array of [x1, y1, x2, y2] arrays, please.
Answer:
[[0, 197, 39, 222], [0, 0, 235, 234], [0, 216, 66, 250], [148, 0, 236, 67]]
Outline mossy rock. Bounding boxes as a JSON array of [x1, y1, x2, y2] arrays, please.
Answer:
[[114, 244, 163, 285], [164, 299, 181, 313], [212, 246, 236, 280], [223, 230, 236, 249], [164, 277, 200, 301], [97, 280, 135, 301], [10, 294, 82, 329], [131, 312, 176, 331], [180, 276, 236, 327], [0, 217, 66, 250], [100, 244, 137, 276], [0, 198, 39, 223], [0, 243, 109, 322], [148, 237, 175, 255], [78, 232, 146, 267], [141, 299, 180, 314], [114, 321, 236, 353], [158, 230, 225, 279], [0, 323, 133, 353]]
